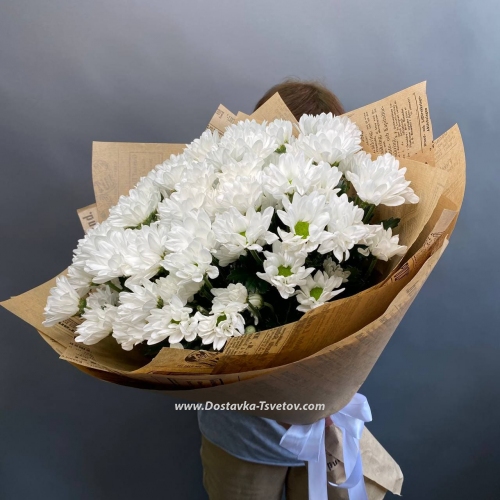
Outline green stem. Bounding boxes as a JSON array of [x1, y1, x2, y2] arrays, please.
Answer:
[[199, 287, 213, 301], [363, 204, 376, 224], [355, 196, 376, 224], [196, 305, 210, 315], [203, 275, 213, 290], [367, 256, 378, 277], [107, 281, 123, 293], [250, 250, 263, 266], [337, 178, 351, 196], [262, 302, 275, 313], [118, 277, 133, 293], [248, 303, 262, 322]]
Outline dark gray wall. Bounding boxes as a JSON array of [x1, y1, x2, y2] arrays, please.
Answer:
[[1, 1, 499, 499]]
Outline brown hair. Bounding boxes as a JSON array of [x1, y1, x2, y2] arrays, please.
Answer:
[[254, 79, 345, 120]]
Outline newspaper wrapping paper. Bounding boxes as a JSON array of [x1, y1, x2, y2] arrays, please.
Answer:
[[1, 83, 466, 498]]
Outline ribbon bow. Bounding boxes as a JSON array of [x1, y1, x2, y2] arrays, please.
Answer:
[[280, 393, 372, 500]]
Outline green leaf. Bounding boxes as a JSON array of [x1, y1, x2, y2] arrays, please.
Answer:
[[305, 250, 328, 268], [78, 298, 87, 315], [227, 267, 251, 284], [336, 177, 351, 196], [227, 270, 269, 295], [381, 217, 400, 230], [126, 210, 158, 230], [246, 274, 270, 294]]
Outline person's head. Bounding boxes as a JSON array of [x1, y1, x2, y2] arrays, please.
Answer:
[[254, 79, 344, 120]]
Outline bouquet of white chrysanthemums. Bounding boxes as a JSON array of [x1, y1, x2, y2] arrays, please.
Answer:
[[3, 83, 465, 497], [43, 114, 419, 353]]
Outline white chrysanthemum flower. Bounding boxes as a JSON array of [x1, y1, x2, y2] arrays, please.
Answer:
[[74, 286, 119, 345], [107, 176, 161, 228], [307, 161, 343, 196], [337, 151, 361, 176], [170, 162, 218, 209], [205, 146, 235, 171], [66, 263, 93, 296], [345, 152, 419, 207], [211, 283, 249, 312], [144, 295, 197, 345], [112, 280, 162, 350], [196, 305, 246, 351], [297, 113, 351, 136], [218, 139, 271, 166], [215, 175, 264, 214], [282, 138, 303, 156], [164, 209, 216, 253], [90, 284, 119, 306], [125, 223, 170, 285], [212, 207, 278, 266], [260, 192, 280, 212], [161, 240, 219, 284], [318, 194, 368, 262], [295, 131, 360, 166], [184, 129, 220, 162], [323, 257, 350, 283], [266, 119, 293, 146], [359, 225, 407, 261], [151, 153, 190, 196], [43, 276, 82, 327], [77, 226, 137, 284], [154, 275, 180, 301], [157, 197, 196, 225], [219, 120, 278, 161], [262, 152, 313, 200], [295, 270, 345, 312], [262, 150, 282, 169], [263, 153, 342, 202], [155, 275, 203, 304], [256, 241, 314, 299], [217, 155, 265, 179], [220, 120, 268, 144], [70, 222, 118, 287], [295, 115, 362, 165], [277, 192, 331, 252], [71, 220, 110, 263]]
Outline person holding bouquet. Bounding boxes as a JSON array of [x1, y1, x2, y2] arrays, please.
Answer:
[[199, 80, 350, 500]]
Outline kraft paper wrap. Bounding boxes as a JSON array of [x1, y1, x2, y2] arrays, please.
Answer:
[[325, 425, 403, 499], [1, 83, 466, 497]]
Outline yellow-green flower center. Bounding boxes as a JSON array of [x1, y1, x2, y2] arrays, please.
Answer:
[[278, 265, 293, 277], [216, 314, 227, 326], [310, 287, 323, 301], [294, 221, 310, 239]]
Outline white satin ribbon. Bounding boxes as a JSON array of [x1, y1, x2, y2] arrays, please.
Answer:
[[280, 393, 372, 500]]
